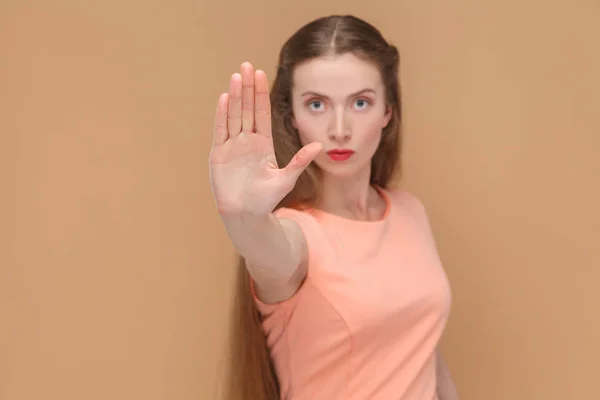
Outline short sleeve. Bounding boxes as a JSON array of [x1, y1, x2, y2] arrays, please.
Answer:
[[248, 206, 322, 318]]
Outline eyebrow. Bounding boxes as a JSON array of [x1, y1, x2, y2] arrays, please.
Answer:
[[300, 88, 377, 98]]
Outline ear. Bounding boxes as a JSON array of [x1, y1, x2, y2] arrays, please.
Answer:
[[382, 105, 392, 128]]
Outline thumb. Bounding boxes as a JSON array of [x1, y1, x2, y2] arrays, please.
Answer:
[[282, 141, 323, 182]]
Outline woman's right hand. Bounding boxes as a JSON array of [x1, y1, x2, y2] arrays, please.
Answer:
[[209, 62, 322, 216]]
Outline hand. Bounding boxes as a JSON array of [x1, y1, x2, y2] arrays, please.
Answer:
[[209, 62, 322, 216]]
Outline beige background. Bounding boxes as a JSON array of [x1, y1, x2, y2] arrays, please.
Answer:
[[1, 1, 599, 399]]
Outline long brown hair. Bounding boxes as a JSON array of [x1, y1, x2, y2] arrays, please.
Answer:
[[224, 15, 402, 400]]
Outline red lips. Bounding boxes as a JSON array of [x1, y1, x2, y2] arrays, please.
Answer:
[[326, 149, 355, 161]]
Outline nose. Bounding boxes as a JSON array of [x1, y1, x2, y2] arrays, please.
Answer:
[[327, 107, 351, 142]]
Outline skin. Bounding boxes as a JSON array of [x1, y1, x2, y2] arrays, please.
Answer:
[[209, 58, 458, 399], [291, 53, 392, 221]]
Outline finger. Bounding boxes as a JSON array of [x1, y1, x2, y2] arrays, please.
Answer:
[[212, 93, 229, 146], [240, 62, 255, 133], [227, 73, 242, 138], [254, 69, 272, 137], [282, 142, 323, 182]]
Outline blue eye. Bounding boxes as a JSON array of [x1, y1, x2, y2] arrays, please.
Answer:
[[354, 99, 370, 109], [308, 100, 325, 111]]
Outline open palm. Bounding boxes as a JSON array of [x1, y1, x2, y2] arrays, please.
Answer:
[[209, 63, 322, 216]]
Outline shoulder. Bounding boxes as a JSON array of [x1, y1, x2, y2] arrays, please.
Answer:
[[383, 186, 428, 213], [383, 185, 435, 230], [274, 206, 315, 224], [384, 186, 439, 242], [273, 206, 323, 237]]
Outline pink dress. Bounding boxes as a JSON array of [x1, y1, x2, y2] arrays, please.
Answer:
[[251, 187, 452, 399]]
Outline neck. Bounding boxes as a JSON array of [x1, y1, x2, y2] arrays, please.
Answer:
[[317, 168, 383, 221]]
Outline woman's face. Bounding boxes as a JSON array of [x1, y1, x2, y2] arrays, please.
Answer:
[[290, 52, 391, 179]]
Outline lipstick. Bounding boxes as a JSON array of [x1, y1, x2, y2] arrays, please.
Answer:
[[326, 149, 355, 161]]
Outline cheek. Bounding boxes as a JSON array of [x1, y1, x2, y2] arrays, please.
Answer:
[[293, 115, 328, 145], [355, 117, 384, 152]]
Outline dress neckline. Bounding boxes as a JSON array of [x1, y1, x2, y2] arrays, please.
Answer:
[[308, 185, 392, 225]]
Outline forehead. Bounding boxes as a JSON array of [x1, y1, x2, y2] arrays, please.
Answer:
[[292, 53, 383, 96]]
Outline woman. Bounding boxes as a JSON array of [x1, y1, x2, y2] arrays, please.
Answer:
[[209, 14, 459, 400]]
